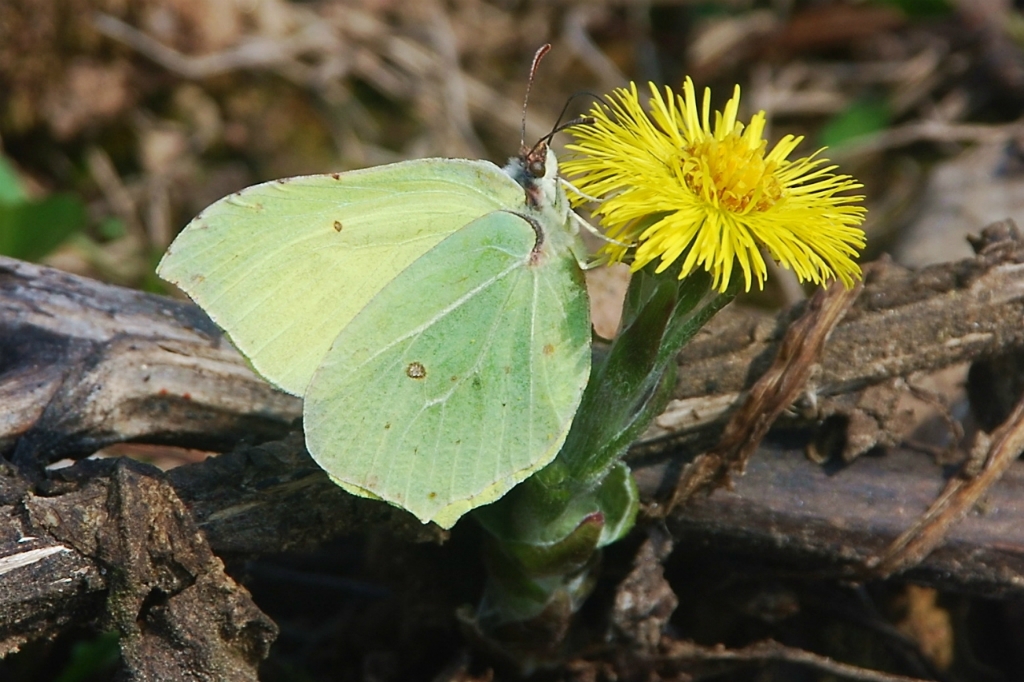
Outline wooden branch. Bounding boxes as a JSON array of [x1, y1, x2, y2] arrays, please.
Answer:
[[0, 456, 277, 680], [0, 256, 301, 463], [3, 222, 1024, 664], [0, 257, 436, 674], [633, 440, 1024, 600], [865, 391, 1024, 578]]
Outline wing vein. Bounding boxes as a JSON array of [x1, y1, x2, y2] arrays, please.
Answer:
[[337, 255, 525, 384]]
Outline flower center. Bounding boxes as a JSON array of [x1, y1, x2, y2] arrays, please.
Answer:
[[679, 134, 783, 213]]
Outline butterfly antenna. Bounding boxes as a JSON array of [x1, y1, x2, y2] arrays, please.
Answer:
[[549, 116, 595, 138], [530, 91, 607, 154], [521, 44, 552, 150], [548, 91, 603, 135]]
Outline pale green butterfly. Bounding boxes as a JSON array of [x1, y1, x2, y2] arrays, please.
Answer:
[[157, 122, 592, 529]]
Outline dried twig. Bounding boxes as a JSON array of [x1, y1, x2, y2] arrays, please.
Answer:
[[563, 7, 628, 89], [659, 637, 932, 682], [91, 12, 335, 81], [92, 9, 550, 149], [654, 278, 862, 514], [833, 119, 1024, 160], [866, 392, 1024, 577]]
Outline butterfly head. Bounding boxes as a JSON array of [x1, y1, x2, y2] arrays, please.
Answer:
[[505, 140, 561, 214]]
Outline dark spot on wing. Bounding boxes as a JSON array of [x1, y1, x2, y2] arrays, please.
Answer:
[[543, 343, 555, 356], [384, 422, 391, 430], [450, 375, 458, 382], [333, 220, 343, 232], [406, 362, 427, 379], [428, 492, 437, 499], [472, 376, 482, 389]]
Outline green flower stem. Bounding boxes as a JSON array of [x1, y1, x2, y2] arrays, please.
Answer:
[[471, 266, 736, 637]]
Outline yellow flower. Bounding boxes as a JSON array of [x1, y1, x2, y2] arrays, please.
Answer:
[[562, 79, 867, 292]]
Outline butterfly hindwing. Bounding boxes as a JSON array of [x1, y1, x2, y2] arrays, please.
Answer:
[[303, 209, 591, 527]]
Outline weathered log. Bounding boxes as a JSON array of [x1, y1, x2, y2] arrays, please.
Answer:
[[0, 256, 300, 463], [633, 440, 1024, 600], [2, 222, 1024, 670], [0, 455, 277, 680]]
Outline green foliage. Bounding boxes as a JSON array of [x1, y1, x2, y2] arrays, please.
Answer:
[[97, 216, 126, 240], [0, 154, 27, 203], [0, 154, 86, 261], [872, 0, 952, 19], [819, 98, 891, 149], [473, 266, 735, 631], [54, 631, 120, 682]]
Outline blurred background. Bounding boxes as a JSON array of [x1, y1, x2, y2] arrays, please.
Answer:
[[4, 0, 1024, 680], [7, 0, 1024, 294]]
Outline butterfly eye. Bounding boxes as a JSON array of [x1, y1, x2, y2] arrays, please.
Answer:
[[529, 157, 546, 178]]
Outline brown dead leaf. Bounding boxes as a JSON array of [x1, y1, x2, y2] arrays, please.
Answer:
[[894, 585, 954, 671]]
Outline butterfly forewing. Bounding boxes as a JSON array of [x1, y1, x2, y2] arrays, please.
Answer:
[[157, 159, 525, 396]]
